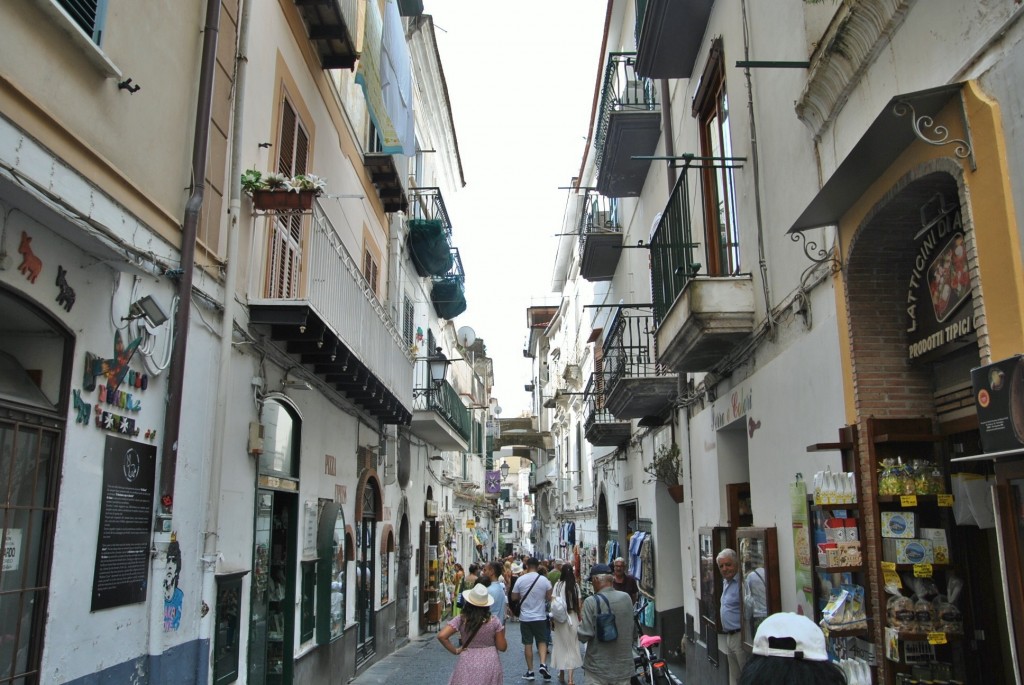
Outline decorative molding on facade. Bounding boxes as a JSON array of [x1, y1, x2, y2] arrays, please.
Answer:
[[796, 0, 917, 139]]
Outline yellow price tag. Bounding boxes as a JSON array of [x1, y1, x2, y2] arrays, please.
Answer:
[[927, 632, 948, 645], [914, 563, 933, 578], [937, 494, 954, 507], [466, 520, 475, 528], [900, 495, 918, 507], [883, 570, 902, 589], [881, 562, 896, 571]]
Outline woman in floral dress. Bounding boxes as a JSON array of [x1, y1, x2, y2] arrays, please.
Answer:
[[438, 583, 507, 685]]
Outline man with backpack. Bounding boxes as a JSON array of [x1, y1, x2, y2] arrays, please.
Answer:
[[510, 557, 554, 680], [577, 564, 634, 685]]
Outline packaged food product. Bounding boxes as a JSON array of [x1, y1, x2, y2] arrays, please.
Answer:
[[887, 594, 916, 631]]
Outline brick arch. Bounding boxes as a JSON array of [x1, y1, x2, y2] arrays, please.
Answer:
[[354, 470, 384, 522], [844, 160, 982, 423]]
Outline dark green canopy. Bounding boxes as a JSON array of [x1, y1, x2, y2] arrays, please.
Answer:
[[408, 219, 453, 277], [431, 278, 467, 319]]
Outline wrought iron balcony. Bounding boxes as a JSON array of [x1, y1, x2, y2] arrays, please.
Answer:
[[595, 53, 660, 198], [603, 308, 678, 420], [649, 166, 754, 372], [583, 373, 631, 447], [578, 189, 623, 282], [634, 0, 714, 79], [293, 0, 361, 70], [408, 187, 454, 277], [248, 200, 413, 424], [410, 373, 471, 451]]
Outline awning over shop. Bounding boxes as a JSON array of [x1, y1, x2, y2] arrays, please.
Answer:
[[788, 83, 967, 234]]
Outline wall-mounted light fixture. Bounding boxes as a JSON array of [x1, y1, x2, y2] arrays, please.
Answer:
[[500, 460, 510, 479], [123, 295, 168, 327]]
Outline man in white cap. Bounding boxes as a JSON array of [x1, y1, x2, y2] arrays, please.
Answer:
[[740, 612, 848, 685]]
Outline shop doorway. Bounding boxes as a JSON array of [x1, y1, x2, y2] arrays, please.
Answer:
[[249, 398, 300, 685], [843, 173, 1010, 682], [597, 492, 609, 564], [355, 484, 376, 663], [0, 286, 71, 683], [396, 513, 410, 640], [249, 489, 298, 685]]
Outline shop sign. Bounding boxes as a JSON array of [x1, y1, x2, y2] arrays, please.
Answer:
[[971, 355, 1024, 453], [3, 529, 20, 572], [906, 203, 975, 362]]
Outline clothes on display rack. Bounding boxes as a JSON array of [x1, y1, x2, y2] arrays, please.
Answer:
[[628, 531, 648, 581], [638, 535, 655, 596]]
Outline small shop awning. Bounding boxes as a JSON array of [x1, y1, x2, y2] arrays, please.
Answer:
[[788, 83, 966, 234]]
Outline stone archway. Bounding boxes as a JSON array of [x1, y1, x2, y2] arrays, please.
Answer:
[[395, 498, 411, 641]]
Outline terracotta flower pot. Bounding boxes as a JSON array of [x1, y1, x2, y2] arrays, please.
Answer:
[[666, 483, 685, 504], [251, 189, 316, 211]]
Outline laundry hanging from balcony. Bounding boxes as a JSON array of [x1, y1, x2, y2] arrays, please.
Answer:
[[409, 219, 454, 276], [356, 0, 415, 155]]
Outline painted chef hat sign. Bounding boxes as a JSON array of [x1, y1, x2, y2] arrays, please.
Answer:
[[972, 355, 1024, 454]]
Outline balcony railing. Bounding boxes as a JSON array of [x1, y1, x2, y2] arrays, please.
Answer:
[[431, 248, 467, 320], [578, 189, 623, 281], [603, 307, 677, 419], [594, 53, 660, 198], [408, 187, 454, 277], [651, 168, 702, 324], [582, 373, 630, 447], [412, 377, 472, 442], [248, 200, 413, 423]]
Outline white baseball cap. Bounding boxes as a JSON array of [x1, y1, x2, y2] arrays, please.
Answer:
[[752, 612, 829, 661]]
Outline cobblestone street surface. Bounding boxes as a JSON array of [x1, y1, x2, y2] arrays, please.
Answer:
[[349, 629, 685, 684]]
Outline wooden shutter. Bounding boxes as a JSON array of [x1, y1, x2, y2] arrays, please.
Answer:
[[266, 98, 310, 298]]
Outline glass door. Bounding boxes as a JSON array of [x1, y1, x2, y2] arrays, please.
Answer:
[[249, 490, 297, 685], [356, 510, 376, 662]]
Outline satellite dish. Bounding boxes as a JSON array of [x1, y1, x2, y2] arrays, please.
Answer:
[[457, 326, 477, 348]]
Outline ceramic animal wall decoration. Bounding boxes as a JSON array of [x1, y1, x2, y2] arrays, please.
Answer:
[[72, 389, 91, 424], [17, 231, 42, 283], [56, 265, 76, 312], [82, 330, 144, 391]]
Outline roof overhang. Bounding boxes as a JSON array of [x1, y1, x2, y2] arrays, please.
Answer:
[[787, 83, 965, 234]]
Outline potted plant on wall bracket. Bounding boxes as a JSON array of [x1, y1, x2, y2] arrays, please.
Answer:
[[643, 443, 684, 503], [242, 169, 326, 211]]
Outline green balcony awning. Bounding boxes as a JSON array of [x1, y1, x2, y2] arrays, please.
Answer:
[[409, 219, 453, 277]]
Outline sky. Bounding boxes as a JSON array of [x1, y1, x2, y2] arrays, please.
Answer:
[[424, 1, 608, 418]]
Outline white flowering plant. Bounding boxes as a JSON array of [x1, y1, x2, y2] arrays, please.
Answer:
[[241, 169, 326, 195]]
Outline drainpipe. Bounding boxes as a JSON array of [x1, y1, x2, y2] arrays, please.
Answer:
[[159, 0, 221, 569], [199, 0, 251, 676], [740, 0, 774, 328], [660, 78, 675, 195]]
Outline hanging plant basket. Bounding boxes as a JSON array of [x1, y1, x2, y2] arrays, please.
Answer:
[[251, 189, 317, 211], [666, 483, 685, 504]]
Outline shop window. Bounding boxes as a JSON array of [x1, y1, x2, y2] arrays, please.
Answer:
[[300, 561, 316, 642], [213, 572, 244, 683], [693, 39, 740, 277], [316, 500, 347, 643]]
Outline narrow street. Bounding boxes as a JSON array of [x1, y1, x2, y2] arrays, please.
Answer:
[[349, 629, 685, 685]]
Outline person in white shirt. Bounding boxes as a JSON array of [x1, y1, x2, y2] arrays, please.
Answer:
[[510, 557, 553, 681]]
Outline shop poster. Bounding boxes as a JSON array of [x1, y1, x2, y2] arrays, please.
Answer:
[[791, 477, 814, 617]]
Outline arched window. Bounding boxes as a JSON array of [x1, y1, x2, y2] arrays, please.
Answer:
[[259, 398, 300, 478]]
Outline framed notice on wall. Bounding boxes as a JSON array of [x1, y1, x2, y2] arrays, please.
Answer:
[[91, 436, 157, 611]]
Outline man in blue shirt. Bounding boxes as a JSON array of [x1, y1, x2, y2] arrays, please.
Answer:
[[717, 548, 746, 685]]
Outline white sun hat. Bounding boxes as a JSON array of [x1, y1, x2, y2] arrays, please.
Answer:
[[461, 583, 494, 608], [752, 612, 828, 661]]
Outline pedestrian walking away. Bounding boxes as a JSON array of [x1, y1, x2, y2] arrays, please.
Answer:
[[483, 560, 508, 625], [510, 557, 554, 680], [577, 563, 635, 685], [437, 583, 508, 685], [548, 563, 583, 685]]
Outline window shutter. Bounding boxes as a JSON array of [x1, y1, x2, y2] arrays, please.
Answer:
[[403, 297, 414, 345], [58, 0, 108, 45]]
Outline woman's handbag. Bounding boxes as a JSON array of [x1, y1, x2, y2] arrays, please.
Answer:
[[549, 582, 569, 623]]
